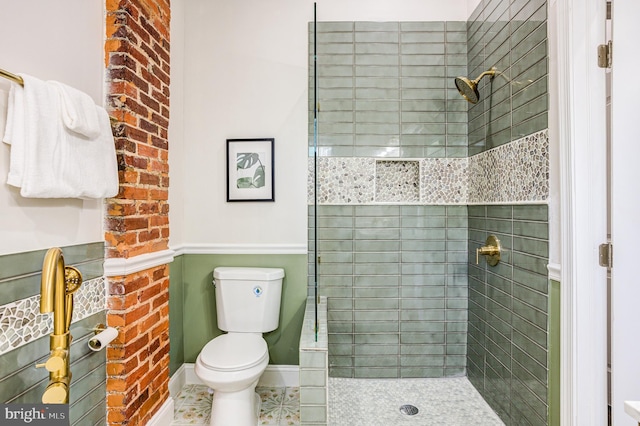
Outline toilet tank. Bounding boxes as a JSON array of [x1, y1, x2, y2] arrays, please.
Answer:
[[213, 267, 284, 333]]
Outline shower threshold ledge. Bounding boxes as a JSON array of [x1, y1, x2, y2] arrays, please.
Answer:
[[299, 296, 329, 425]]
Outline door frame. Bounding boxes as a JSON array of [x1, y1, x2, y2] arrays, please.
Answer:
[[554, 0, 608, 424], [609, 1, 640, 424]]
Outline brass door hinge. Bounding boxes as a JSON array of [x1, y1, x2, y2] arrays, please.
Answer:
[[599, 242, 613, 268], [598, 41, 612, 68]]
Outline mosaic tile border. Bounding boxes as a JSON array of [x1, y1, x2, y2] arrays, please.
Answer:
[[0, 277, 106, 355], [421, 157, 469, 204], [308, 130, 548, 205], [468, 130, 549, 203], [309, 157, 376, 205]]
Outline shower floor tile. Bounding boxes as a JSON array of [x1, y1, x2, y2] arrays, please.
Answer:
[[170, 384, 300, 426], [329, 377, 505, 426]]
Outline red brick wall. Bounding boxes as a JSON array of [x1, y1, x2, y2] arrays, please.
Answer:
[[104, 0, 171, 424]]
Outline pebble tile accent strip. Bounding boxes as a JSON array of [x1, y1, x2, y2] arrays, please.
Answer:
[[468, 130, 549, 203], [309, 157, 376, 204], [309, 129, 548, 205], [0, 277, 106, 355], [375, 160, 420, 203], [421, 157, 469, 204]]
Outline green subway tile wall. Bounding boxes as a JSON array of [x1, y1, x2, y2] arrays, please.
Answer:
[[310, 205, 468, 378], [310, 21, 469, 158], [309, 7, 550, 418], [465, 0, 550, 424], [467, 205, 549, 425], [0, 243, 107, 425], [309, 20, 471, 379], [467, 0, 548, 155]]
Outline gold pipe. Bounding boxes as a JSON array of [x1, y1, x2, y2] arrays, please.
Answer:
[[38, 247, 82, 404], [0, 68, 24, 86], [40, 248, 66, 336]]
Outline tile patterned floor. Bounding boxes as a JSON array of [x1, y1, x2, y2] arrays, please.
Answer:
[[329, 377, 505, 426], [172, 377, 503, 425], [171, 384, 300, 425]]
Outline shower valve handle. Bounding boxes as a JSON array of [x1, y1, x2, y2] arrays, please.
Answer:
[[476, 235, 501, 266], [35, 353, 65, 372]]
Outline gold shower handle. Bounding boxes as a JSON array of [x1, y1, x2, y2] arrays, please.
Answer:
[[476, 235, 501, 266], [42, 382, 68, 404], [35, 350, 66, 372]]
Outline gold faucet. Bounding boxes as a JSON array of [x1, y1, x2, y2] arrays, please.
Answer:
[[476, 235, 502, 266], [36, 248, 82, 404]]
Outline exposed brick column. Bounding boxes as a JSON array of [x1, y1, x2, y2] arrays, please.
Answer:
[[104, 0, 171, 424]]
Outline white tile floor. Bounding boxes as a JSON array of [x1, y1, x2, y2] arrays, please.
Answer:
[[172, 377, 503, 425], [329, 377, 505, 426]]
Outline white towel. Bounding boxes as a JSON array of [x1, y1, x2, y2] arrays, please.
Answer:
[[3, 81, 26, 187], [50, 81, 101, 139], [3, 74, 119, 199]]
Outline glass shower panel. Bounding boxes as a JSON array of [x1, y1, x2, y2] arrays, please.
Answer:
[[309, 20, 470, 379]]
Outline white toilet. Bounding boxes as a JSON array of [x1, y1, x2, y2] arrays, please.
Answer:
[[195, 267, 284, 426]]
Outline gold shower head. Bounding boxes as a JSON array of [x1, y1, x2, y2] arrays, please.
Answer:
[[454, 67, 497, 104]]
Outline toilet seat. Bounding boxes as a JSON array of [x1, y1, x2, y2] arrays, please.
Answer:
[[199, 334, 268, 372]]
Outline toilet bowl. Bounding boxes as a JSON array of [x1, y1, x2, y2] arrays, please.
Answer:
[[195, 334, 269, 425], [194, 267, 284, 426]]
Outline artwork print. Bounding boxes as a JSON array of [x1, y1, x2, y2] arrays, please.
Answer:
[[226, 138, 274, 202]]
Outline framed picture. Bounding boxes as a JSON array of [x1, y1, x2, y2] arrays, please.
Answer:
[[226, 138, 275, 202]]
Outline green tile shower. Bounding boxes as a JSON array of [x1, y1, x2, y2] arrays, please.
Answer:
[[308, 0, 551, 424]]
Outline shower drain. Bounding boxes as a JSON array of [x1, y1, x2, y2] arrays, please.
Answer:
[[399, 404, 419, 416]]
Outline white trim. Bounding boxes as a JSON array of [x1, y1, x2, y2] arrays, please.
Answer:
[[624, 402, 640, 423], [169, 364, 187, 397], [556, 0, 608, 424], [178, 363, 299, 388], [180, 363, 203, 386], [171, 245, 187, 257], [173, 244, 308, 255], [146, 397, 174, 426], [547, 263, 561, 282], [103, 249, 175, 277]]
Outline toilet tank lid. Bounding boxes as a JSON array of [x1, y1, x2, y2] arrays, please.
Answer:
[[213, 267, 285, 280]]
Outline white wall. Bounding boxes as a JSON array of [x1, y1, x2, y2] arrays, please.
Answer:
[[0, 1, 104, 255], [180, 0, 470, 250], [467, 0, 483, 18], [169, 0, 186, 250]]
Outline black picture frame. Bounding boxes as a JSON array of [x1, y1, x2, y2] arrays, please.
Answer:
[[226, 138, 275, 202]]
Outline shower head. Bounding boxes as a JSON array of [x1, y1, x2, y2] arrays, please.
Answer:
[[454, 68, 497, 104]]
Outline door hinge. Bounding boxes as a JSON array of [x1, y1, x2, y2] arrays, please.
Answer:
[[597, 41, 612, 68], [599, 242, 613, 268]]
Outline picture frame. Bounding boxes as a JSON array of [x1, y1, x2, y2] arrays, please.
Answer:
[[226, 138, 275, 202]]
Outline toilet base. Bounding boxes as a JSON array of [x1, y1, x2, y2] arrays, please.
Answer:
[[209, 384, 261, 426]]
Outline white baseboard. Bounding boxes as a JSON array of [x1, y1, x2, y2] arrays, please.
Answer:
[[173, 363, 299, 389], [169, 364, 187, 397], [146, 396, 174, 426]]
